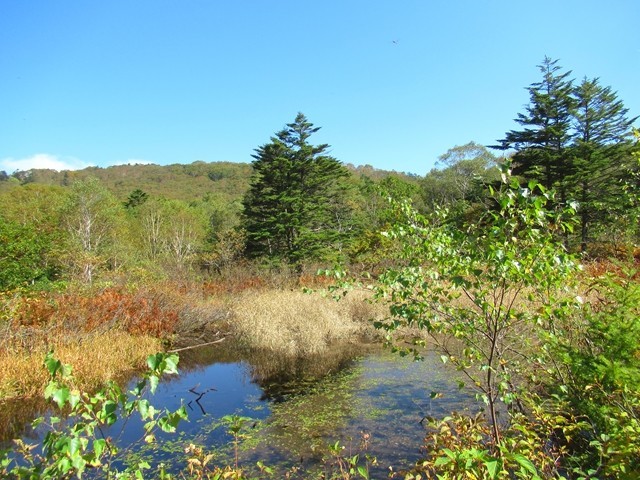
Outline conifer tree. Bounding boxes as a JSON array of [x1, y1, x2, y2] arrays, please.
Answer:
[[495, 58, 638, 252], [496, 57, 575, 202], [242, 113, 351, 271], [570, 77, 637, 251]]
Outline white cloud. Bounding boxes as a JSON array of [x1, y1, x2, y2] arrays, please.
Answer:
[[0, 153, 91, 173]]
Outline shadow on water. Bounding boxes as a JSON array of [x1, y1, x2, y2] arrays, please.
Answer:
[[2, 340, 478, 476]]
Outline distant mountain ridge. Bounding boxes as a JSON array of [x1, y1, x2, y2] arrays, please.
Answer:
[[1, 160, 419, 203]]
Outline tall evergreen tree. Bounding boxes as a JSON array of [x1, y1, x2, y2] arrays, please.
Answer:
[[570, 77, 637, 251], [496, 57, 575, 202], [495, 58, 638, 253], [242, 113, 351, 271]]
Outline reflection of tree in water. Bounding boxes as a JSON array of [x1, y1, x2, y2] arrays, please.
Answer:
[[175, 340, 374, 402], [172, 340, 377, 470], [238, 347, 375, 470], [245, 343, 371, 402]]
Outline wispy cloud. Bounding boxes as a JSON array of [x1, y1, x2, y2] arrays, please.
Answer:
[[0, 153, 91, 173]]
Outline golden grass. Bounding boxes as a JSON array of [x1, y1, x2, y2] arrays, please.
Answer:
[[232, 289, 384, 356], [0, 330, 161, 400]]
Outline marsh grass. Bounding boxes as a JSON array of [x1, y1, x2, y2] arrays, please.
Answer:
[[232, 290, 384, 356], [0, 282, 230, 401], [0, 330, 161, 399]]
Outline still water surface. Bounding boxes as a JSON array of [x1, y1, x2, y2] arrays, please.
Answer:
[[5, 343, 478, 476], [124, 343, 477, 476]]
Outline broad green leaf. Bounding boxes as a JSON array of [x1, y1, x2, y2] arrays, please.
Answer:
[[511, 453, 537, 475], [148, 375, 159, 394], [163, 354, 179, 374], [44, 353, 61, 378], [68, 437, 82, 456], [146, 353, 160, 371], [138, 399, 150, 419], [434, 455, 452, 466], [51, 387, 70, 409], [357, 465, 369, 479], [93, 438, 106, 460], [485, 459, 499, 479]]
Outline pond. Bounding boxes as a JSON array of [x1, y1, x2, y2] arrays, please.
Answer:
[[3, 342, 479, 477]]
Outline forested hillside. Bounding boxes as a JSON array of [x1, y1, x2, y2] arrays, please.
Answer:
[[0, 159, 419, 204], [1, 161, 252, 203]]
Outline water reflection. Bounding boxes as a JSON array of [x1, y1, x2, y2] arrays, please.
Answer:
[[0, 397, 49, 443], [2, 341, 478, 476]]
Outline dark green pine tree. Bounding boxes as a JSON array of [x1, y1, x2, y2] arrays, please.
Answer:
[[496, 57, 575, 202], [242, 113, 351, 271], [570, 77, 637, 252], [124, 188, 149, 209]]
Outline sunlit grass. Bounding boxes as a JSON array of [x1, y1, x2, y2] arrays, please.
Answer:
[[232, 289, 383, 356], [0, 330, 161, 399]]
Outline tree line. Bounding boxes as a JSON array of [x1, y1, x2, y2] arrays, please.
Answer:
[[1, 58, 637, 290]]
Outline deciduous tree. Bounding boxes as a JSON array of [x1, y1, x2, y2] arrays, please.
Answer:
[[422, 141, 499, 209], [62, 178, 123, 283]]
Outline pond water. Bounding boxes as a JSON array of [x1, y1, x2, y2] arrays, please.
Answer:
[[3, 342, 479, 477]]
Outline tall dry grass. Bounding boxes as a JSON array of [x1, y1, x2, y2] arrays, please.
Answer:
[[232, 289, 385, 356], [0, 330, 161, 399], [0, 282, 232, 401]]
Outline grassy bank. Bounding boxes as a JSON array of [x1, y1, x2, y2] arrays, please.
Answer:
[[0, 331, 161, 399], [0, 282, 231, 401], [0, 280, 381, 401]]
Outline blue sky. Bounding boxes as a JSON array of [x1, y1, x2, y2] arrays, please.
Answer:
[[1, 1, 638, 176]]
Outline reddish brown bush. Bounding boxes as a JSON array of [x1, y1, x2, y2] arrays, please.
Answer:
[[9, 287, 180, 338]]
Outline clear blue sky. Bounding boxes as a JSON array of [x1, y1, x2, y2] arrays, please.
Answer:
[[1, 1, 638, 176]]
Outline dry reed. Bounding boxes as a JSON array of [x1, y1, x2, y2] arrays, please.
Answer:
[[0, 331, 161, 400], [232, 289, 384, 356]]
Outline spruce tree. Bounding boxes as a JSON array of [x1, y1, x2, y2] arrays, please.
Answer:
[[242, 113, 351, 271], [570, 77, 637, 251], [496, 57, 575, 202], [495, 58, 638, 253]]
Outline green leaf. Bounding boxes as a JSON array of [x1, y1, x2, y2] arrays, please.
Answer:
[[146, 353, 160, 371], [51, 387, 70, 409], [138, 399, 150, 419], [148, 375, 159, 394], [93, 438, 106, 460], [163, 354, 179, 375], [357, 465, 369, 479], [68, 437, 82, 456], [68, 391, 81, 410], [44, 352, 61, 378], [32, 417, 44, 429], [485, 459, 499, 479], [131, 379, 146, 396], [511, 453, 537, 475], [102, 400, 118, 425]]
